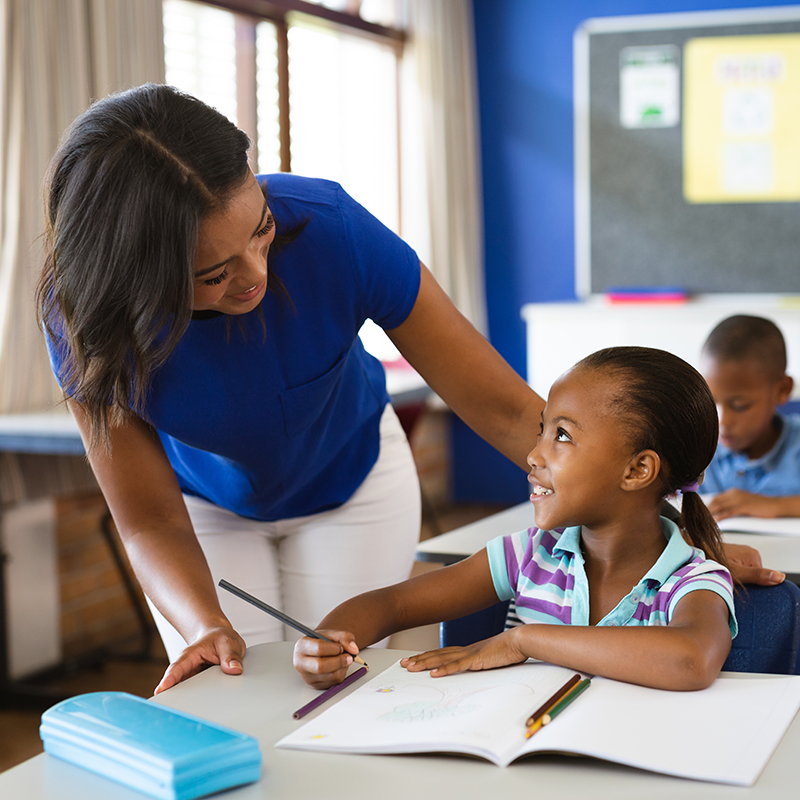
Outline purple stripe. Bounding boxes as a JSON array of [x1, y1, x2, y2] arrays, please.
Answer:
[[631, 601, 666, 623], [524, 559, 571, 593], [515, 596, 572, 624], [503, 537, 521, 591]]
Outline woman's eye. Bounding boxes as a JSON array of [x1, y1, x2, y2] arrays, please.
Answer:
[[204, 268, 228, 286], [556, 428, 570, 442], [256, 213, 275, 238]]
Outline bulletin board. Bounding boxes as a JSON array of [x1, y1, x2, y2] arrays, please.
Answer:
[[574, 6, 800, 296]]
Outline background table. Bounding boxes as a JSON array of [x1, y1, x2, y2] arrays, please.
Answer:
[[2, 641, 799, 798]]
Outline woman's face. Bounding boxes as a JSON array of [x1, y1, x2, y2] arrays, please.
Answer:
[[192, 171, 276, 314]]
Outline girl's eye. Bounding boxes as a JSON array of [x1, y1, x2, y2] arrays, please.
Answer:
[[204, 268, 228, 286], [256, 213, 275, 238], [556, 428, 570, 442]]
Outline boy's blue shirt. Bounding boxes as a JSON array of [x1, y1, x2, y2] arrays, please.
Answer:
[[701, 413, 800, 496]]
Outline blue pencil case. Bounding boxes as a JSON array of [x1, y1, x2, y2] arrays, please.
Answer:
[[40, 691, 261, 800]]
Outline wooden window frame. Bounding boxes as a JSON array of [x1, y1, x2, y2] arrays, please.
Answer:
[[198, 0, 406, 175]]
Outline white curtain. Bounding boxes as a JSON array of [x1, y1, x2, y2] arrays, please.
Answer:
[[403, 0, 487, 336], [0, 0, 165, 414]]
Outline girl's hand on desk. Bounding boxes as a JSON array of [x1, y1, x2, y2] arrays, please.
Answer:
[[293, 630, 361, 689], [153, 625, 246, 694], [400, 632, 527, 678]]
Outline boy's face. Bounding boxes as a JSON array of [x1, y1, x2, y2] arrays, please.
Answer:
[[701, 355, 793, 460]]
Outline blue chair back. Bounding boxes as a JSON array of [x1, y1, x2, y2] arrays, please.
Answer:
[[722, 582, 800, 675], [441, 582, 800, 676], [440, 601, 509, 648]]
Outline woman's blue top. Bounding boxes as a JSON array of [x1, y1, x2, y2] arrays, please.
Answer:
[[46, 174, 421, 520]]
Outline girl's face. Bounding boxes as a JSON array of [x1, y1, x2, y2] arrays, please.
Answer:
[[192, 171, 276, 314], [526, 367, 640, 532]]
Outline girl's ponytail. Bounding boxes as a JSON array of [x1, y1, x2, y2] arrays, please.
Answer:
[[577, 347, 730, 575], [680, 491, 729, 576]]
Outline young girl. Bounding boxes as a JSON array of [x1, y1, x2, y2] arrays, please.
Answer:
[[294, 346, 737, 692]]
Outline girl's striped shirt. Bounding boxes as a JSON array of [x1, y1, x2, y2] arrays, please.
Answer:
[[486, 517, 737, 635]]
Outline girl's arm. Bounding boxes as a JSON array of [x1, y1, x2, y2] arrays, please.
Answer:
[[386, 263, 544, 470], [402, 589, 733, 691], [292, 549, 500, 688], [67, 400, 246, 693]]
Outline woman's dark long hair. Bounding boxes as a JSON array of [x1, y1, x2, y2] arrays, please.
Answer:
[[577, 346, 727, 569], [36, 84, 283, 450]]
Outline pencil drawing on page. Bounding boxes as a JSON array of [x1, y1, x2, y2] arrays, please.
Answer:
[[374, 669, 543, 724]]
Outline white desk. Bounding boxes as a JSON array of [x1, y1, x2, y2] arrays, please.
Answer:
[[416, 501, 800, 583], [2, 641, 799, 798]]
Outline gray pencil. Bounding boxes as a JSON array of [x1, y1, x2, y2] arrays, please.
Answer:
[[218, 579, 368, 668]]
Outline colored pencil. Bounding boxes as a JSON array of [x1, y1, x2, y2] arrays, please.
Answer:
[[525, 717, 545, 739], [541, 678, 591, 725], [292, 666, 368, 720], [218, 579, 368, 668], [525, 673, 582, 727]]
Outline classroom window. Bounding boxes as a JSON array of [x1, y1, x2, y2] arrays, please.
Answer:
[[162, 0, 405, 234]]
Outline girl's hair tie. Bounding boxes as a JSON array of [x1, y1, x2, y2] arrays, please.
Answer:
[[680, 481, 700, 494]]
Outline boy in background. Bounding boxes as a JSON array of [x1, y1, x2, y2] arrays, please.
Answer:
[[699, 314, 800, 520]]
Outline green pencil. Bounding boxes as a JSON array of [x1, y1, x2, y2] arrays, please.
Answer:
[[541, 678, 591, 725]]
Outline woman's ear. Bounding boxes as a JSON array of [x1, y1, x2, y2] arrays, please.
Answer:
[[621, 449, 660, 492]]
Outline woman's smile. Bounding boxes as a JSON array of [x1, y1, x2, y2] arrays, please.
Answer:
[[231, 281, 267, 303]]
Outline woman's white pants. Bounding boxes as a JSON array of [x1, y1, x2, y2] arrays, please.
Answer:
[[147, 404, 421, 661]]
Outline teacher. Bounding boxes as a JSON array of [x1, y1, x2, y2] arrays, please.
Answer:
[[36, 84, 773, 693], [36, 83, 541, 692]]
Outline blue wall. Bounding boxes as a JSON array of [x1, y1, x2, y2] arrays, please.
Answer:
[[452, 0, 798, 504], [472, 0, 799, 375]]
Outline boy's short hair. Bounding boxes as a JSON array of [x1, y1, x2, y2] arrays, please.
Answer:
[[702, 315, 787, 380]]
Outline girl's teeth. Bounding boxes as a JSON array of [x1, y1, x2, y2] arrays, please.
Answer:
[[533, 486, 553, 496]]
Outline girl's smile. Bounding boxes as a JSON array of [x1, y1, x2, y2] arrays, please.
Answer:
[[529, 481, 554, 498]]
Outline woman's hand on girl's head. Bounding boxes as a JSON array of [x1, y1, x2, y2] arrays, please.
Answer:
[[293, 630, 361, 689], [399, 631, 528, 678], [153, 625, 246, 695]]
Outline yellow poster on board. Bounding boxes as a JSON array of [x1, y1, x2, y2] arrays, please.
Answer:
[[684, 34, 800, 203]]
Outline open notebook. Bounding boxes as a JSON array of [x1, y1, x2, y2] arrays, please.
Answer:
[[277, 660, 800, 786]]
